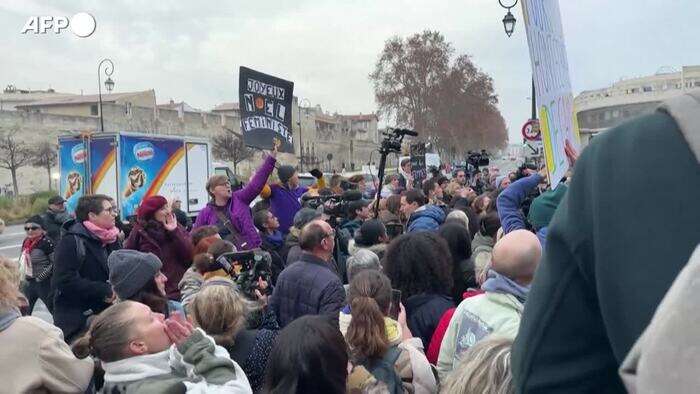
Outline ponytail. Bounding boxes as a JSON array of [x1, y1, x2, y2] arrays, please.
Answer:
[[347, 295, 389, 360], [71, 332, 93, 359]]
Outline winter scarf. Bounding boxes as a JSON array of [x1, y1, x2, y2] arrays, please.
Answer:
[[83, 220, 119, 245], [481, 269, 530, 304], [20, 236, 42, 277]]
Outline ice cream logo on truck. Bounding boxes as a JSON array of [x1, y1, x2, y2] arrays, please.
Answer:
[[71, 143, 86, 163], [133, 141, 155, 161]]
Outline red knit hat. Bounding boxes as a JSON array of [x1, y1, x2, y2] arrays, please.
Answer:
[[137, 195, 168, 221]]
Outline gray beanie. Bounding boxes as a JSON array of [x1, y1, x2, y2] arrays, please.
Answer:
[[293, 208, 322, 229], [278, 165, 296, 184], [108, 249, 163, 300]]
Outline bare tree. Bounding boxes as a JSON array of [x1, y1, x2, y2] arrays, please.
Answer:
[[30, 141, 58, 191], [0, 126, 32, 196], [370, 30, 507, 152], [212, 128, 255, 174]]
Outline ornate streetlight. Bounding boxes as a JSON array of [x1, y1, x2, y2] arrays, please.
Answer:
[[297, 97, 311, 171], [97, 58, 115, 132], [499, 0, 518, 37]]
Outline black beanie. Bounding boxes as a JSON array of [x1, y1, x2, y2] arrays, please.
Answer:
[[278, 165, 296, 184], [25, 215, 45, 229]]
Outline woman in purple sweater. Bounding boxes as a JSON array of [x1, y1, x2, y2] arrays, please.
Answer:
[[193, 147, 277, 250]]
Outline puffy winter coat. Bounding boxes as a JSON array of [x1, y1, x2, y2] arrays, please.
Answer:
[[404, 293, 454, 349], [193, 155, 276, 250], [407, 205, 446, 232], [269, 252, 345, 328]]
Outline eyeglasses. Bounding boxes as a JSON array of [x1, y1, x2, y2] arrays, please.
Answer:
[[25, 226, 40, 231]]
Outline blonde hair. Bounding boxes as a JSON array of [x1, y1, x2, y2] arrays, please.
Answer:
[[441, 336, 514, 394], [0, 256, 22, 310], [188, 278, 255, 348]]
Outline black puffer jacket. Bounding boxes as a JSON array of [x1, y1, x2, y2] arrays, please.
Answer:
[[269, 252, 345, 328], [405, 293, 455, 349], [52, 220, 121, 342]]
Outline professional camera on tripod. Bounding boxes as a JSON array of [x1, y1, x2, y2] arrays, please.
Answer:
[[466, 149, 490, 174], [372, 128, 418, 216]]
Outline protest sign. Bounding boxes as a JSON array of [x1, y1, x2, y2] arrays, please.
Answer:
[[410, 143, 427, 188], [238, 66, 295, 153], [521, 0, 580, 187]]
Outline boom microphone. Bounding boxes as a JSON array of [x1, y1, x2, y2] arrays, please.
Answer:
[[393, 128, 418, 137]]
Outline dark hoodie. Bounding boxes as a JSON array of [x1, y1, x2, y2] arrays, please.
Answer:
[[404, 293, 454, 349], [52, 219, 121, 342]]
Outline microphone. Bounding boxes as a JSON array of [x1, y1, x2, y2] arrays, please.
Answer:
[[394, 128, 418, 137]]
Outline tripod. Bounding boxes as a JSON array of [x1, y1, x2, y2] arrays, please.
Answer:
[[372, 128, 417, 218]]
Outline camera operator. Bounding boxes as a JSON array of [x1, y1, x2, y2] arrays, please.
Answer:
[[339, 199, 373, 239], [397, 158, 414, 193]]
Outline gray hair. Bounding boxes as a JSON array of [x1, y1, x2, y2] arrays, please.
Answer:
[[446, 210, 469, 229], [441, 336, 514, 394], [346, 249, 381, 284]]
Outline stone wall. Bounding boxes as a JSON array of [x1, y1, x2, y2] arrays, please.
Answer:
[[0, 102, 383, 195]]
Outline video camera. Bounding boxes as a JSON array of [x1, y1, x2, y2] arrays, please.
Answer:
[[466, 150, 490, 173], [301, 189, 364, 225], [380, 128, 417, 154], [210, 250, 272, 298]]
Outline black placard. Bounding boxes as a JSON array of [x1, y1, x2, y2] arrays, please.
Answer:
[[238, 66, 295, 153], [410, 143, 426, 189]]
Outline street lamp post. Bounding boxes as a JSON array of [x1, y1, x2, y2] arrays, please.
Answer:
[[498, 0, 518, 37], [297, 98, 311, 171], [97, 58, 115, 132]]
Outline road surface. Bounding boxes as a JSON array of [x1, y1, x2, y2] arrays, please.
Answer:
[[0, 223, 53, 323]]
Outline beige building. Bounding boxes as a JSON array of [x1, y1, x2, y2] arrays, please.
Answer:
[[0, 85, 75, 111], [575, 65, 700, 146], [16, 90, 156, 118], [0, 87, 381, 194]]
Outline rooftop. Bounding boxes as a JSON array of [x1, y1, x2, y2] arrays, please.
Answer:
[[15, 90, 153, 107], [212, 102, 239, 112]]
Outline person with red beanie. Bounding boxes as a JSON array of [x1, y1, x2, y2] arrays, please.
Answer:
[[125, 195, 193, 300]]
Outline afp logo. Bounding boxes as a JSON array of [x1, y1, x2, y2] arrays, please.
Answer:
[[21, 12, 96, 38]]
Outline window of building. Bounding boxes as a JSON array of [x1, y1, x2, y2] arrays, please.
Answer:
[[90, 104, 98, 115], [642, 86, 652, 92], [125, 102, 132, 116]]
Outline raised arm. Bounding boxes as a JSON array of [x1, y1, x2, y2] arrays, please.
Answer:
[[496, 173, 543, 234], [236, 154, 277, 205]]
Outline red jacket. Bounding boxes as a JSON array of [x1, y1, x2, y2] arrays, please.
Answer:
[[426, 289, 484, 364], [124, 222, 193, 300]]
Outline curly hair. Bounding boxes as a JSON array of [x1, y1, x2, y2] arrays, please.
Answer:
[[383, 231, 453, 299]]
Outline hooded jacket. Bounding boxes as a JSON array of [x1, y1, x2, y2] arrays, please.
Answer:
[[406, 205, 446, 233], [347, 240, 387, 261], [339, 308, 438, 394], [125, 221, 194, 299], [436, 270, 526, 381], [193, 155, 276, 250], [0, 310, 94, 393], [101, 329, 252, 393], [52, 219, 121, 342]]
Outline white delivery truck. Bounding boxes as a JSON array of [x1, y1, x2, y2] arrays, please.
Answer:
[[58, 132, 230, 221]]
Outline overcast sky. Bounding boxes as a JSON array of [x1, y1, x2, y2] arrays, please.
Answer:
[[2, 1, 698, 143]]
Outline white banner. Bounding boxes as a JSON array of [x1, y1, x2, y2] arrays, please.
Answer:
[[522, 0, 580, 188]]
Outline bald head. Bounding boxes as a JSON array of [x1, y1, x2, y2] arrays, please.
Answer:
[[491, 230, 542, 285]]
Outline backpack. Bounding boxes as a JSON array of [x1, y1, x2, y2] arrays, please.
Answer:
[[363, 346, 404, 394]]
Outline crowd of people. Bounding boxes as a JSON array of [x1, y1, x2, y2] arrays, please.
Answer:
[[1, 99, 699, 394]]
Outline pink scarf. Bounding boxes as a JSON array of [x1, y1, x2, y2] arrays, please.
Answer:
[[82, 221, 119, 245]]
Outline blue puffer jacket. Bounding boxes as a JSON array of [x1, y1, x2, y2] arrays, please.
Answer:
[[269, 252, 345, 328], [407, 205, 446, 232]]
